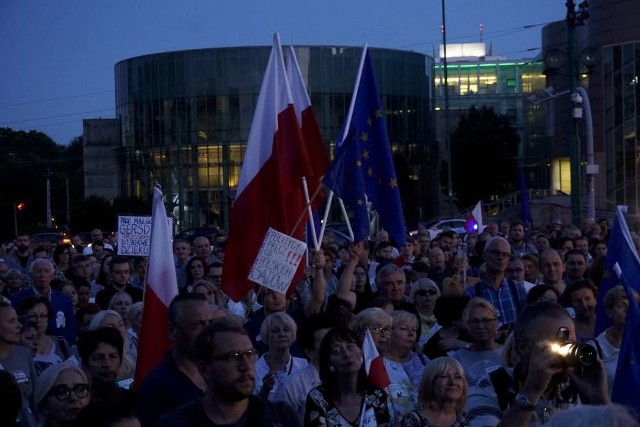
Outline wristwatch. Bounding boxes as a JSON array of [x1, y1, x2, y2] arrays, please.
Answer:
[[514, 393, 536, 411]]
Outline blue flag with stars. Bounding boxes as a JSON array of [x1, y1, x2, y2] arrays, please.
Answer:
[[323, 49, 406, 245], [595, 206, 640, 335], [610, 264, 640, 416]]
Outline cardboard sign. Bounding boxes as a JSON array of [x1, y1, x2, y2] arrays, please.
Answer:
[[248, 228, 307, 294], [117, 215, 173, 256]]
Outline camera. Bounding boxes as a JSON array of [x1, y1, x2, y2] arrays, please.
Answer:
[[550, 327, 597, 367]]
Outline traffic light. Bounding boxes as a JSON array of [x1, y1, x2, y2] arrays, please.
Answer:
[[16, 202, 25, 211]]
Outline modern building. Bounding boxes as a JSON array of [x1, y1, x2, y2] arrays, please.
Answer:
[[112, 46, 435, 230], [540, 0, 640, 219], [432, 43, 548, 205]]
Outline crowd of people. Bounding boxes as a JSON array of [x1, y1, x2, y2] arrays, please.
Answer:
[[0, 219, 638, 427]]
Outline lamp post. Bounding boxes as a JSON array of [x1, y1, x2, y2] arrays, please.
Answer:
[[441, 0, 453, 217], [566, 0, 589, 226]]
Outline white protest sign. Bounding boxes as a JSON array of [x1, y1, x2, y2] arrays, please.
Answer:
[[117, 215, 173, 256], [248, 227, 307, 294]]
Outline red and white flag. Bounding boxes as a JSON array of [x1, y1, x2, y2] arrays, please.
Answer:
[[465, 200, 483, 233], [222, 34, 312, 302], [363, 329, 391, 391], [134, 187, 179, 389], [286, 46, 329, 209]]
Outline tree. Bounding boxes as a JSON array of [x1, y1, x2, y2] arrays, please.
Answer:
[[449, 106, 520, 209]]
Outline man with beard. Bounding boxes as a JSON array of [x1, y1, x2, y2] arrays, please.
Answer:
[[466, 301, 609, 426], [156, 318, 274, 427], [137, 293, 215, 427], [5, 232, 34, 287]]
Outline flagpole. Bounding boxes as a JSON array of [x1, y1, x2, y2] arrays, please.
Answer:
[[318, 191, 334, 245], [301, 177, 319, 250], [338, 198, 355, 242], [340, 44, 368, 147]]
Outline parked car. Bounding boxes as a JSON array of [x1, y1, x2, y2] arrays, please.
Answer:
[[422, 218, 467, 239]]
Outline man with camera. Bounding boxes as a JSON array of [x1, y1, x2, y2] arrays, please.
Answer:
[[466, 301, 610, 426]]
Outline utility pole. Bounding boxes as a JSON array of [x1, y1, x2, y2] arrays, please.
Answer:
[[566, 0, 589, 226], [441, 0, 454, 217]]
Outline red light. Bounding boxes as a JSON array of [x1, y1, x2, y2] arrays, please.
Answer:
[[16, 202, 25, 211]]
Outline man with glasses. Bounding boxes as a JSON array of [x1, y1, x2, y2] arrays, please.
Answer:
[[157, 318, 274, 427], [95, 256, 142, 309], [466, 301, 609, 426], [465, 237, 527, 328], [137, 293, 216, 427]]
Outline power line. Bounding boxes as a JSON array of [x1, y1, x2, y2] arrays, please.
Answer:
[[0, 108, 115, 125], [0, 90, 114, 109]]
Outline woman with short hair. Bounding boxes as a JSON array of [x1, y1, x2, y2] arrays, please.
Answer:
[[410, 278, 441, 349], [254, 311, 308, 401], [452, 298, 502, 387], [33, 363, 90, 427]]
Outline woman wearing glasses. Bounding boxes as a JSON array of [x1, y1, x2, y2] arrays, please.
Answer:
[[410, 278, 441, 350], [305, 327, 389, 427], [451, 298, 502, 387], [16, 296, 72, 376], [53, 244, 74, 280], [33, 363, 90, 427], [354, 308, 418, 424]]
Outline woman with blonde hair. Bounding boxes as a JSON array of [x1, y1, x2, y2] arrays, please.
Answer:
[[452, 297, 502, 386], [410, 278, 441, 349], [397, 357, 468, 427], [254, 311, 308, 401]]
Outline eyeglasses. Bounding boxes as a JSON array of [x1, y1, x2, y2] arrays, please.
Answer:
[[27, 313, 48, 321], [47, 384, 90, 401], [368, 324, 392, 335], [468, 318, 497, 326], [488, 250, 511, 259], [210, 348, 259, 364], [416, 289, 438, 297], [176, 318, 215, 331]]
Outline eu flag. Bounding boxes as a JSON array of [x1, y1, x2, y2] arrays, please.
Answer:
[[595, 206, 640, 335], [323, 49, 406, 245], [610, 264, 640, 416]]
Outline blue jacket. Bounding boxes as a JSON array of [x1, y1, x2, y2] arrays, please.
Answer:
[[12, 288, 77, 345]]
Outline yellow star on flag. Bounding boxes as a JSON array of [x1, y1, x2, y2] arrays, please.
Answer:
[[362, 150, 369, 159], [375, 109, 383, 119], [360, 132, 369, 142], [388, 178, 398, 188], [367, 167, 374, 176], [356, 160, 362, 167], [357, 199, 364, 205], [367, 117, 372, 127]]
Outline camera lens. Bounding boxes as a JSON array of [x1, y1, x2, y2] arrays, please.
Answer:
[[576, 344, 597, 366]]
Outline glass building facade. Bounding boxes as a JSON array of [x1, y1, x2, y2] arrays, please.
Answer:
[[114, 46, 434, 230], [603, 42, 640, 213], [434, 60, 549, 196]]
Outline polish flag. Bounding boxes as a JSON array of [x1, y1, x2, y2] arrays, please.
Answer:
[[363, 329, 391, 391], [222, 34, 312, 302], [286, 46, 329, 209], [464, 200, 483, 233], [134, 187, 179, 389]]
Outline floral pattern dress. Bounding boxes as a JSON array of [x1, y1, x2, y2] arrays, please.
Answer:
[[398, 410, 467, 427], [304, 385, 390, 427]]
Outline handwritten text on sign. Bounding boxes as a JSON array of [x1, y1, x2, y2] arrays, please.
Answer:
[[117, 215, 173, 256], [248, 228, 307, 294]]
